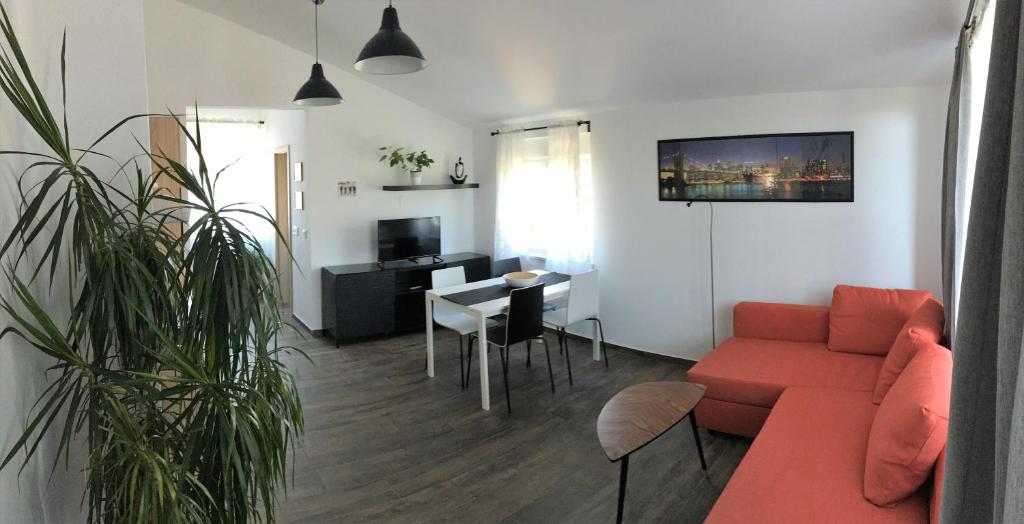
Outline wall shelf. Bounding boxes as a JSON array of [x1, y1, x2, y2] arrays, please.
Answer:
[[382, 183, 480, 191]]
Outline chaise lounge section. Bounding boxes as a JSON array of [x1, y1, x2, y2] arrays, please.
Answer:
[[704, 386, 942, 523]]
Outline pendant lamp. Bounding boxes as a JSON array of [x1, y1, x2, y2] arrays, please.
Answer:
[[354, 1, 427, 74], [294, 0, 343, 106]]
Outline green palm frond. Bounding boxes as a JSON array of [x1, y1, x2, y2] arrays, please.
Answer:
[[0, 3, 305, 522]]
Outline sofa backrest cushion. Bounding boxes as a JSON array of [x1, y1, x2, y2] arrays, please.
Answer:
[[864, 343, 951, 506], [733, 302, 830, 343], [873, 299, 946, 404], [827, 284, 932, 355]]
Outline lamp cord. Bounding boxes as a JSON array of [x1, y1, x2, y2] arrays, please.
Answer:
[[687, 198, 716, 347], [314, 2, 320, 63], [708, 201, 716, 347]]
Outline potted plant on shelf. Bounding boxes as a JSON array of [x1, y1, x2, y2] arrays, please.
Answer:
[[378, 146, 435, 185]]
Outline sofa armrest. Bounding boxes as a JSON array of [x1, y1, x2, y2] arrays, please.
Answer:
[[733, 302, 830, 343]]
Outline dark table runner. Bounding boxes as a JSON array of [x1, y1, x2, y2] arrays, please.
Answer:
[[442, 272, 570, 307]]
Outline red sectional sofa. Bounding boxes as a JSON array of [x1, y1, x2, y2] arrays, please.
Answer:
[[688, 285, 950, 524]]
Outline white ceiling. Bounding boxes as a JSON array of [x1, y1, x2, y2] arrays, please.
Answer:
[[176, 0, 969, 126]]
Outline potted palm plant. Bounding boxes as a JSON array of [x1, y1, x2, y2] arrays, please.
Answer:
[[0, 4, 303, 522], [378, 146, 435, 185]]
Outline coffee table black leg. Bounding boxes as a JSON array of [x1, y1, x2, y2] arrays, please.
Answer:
[[688, 413, 707, 472], [616, 455, 629, 524]]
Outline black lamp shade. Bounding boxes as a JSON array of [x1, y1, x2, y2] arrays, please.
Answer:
[[354, 6, 427, 74], [294, 63, 343, 106]]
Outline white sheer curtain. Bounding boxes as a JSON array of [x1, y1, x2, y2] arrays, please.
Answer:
[[493, 122, 593, 273], [494, 131, 531, 260], [544, 124, 593, 272]]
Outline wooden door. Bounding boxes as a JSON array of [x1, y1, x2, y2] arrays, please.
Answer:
[[148, 116, 185, 239], [274, 150, 293, 307]]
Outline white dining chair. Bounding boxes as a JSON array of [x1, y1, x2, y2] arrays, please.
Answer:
[[542, 270, 607, 385], [431, 266, 496, 389]]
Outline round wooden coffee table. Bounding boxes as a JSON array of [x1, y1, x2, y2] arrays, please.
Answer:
[[597, 381, 707, 523]]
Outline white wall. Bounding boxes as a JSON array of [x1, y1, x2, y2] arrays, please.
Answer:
[[144, 0, 475, 329], [263, 108, 307, 272], [474, 86, 948, 361], [0, 1, 150, 522]]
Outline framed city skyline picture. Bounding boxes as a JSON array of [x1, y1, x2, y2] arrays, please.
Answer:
[[658, 131, 854, 202]]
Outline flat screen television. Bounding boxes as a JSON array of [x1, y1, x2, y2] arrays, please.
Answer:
[[377, 217, 441, 262]]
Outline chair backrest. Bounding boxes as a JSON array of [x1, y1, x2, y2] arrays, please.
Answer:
[[566, 270, 599, 325], [505, 284, 545, 346], [432, 266, 466, 289], [492, 257, 522, 278]]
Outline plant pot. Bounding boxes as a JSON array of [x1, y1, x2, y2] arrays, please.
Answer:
[[410, 171, 423, 185]]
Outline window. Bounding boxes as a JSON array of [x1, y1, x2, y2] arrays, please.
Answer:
[[952, 0, 996, 329], [494, 125, 594, 273], [184, 118, 277, 260]]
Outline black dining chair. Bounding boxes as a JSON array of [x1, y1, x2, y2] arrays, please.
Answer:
[[467, 284, 555, 413], [492, 257, 522, 278], [488, 257, 524, 324]]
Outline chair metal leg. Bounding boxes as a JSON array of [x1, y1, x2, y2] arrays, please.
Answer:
[[526, 339, 532, 368], [688, 412, 708, 471], [616, 455, 629, 524], [562, 328, 574, 386], [540, 337, 555, 394], [498, 345, 511, 414], [590, 316, 609, 369], [458, 335, 465, 390], [465, 336, 474, 390]]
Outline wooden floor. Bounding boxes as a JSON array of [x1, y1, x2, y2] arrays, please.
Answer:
[[277, 328, 750, 524]]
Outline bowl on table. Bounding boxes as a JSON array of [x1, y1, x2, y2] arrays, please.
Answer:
[[503, 271, 539, 288]]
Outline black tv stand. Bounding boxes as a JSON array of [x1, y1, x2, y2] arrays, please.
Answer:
[[322, 252, 490, 346]]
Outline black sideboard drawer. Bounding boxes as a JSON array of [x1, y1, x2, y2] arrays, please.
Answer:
[[334, 271, 394, 340]]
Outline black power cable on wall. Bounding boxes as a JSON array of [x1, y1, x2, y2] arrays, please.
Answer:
[[686, 199, 716, 347]]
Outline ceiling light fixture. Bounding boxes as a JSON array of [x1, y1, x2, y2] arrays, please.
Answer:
[[354, 0, 427, 75], [294, 0, 343, 106]]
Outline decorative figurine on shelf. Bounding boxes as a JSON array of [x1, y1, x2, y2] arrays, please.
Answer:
[[450, 157, 467, 185]]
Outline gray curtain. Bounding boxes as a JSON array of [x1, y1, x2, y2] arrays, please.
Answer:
[[941, 0, 1024, 522]]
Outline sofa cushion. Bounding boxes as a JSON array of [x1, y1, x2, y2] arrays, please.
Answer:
[[873, 298, 945, 404], [687, 337, 883, 408], [705, 387, 928, 524], [864, 343, 952, 505], [828, 284, 932, 355], [733, 302, 830, 343]]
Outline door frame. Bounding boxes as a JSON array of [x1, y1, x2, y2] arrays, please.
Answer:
[[273, 146, 293, 308], [148, 115, 186, 238]]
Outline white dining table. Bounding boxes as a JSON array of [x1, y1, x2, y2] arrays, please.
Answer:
[[425, 270, 603, 410]]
